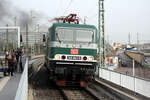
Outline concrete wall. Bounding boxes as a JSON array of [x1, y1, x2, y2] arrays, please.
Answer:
[[99, 68, 150, 98]]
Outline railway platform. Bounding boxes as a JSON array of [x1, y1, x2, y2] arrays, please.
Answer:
[[0, 56, 26, 100], [0, 54, 43, 100], [0, 74, 21, 100]]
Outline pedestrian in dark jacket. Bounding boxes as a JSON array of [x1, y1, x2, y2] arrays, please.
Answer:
[[15, 48, 22, 72], [7, 51, 16, 76], [15, 48, 20, 63]]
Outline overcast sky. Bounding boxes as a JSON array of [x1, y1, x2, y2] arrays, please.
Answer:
[[13, 0, 150, 44]]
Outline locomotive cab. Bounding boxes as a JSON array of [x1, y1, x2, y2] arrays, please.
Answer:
[[45, 23, 98, 86]]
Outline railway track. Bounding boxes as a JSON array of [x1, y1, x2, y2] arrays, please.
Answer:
[[57, 87, 98, 100], [88, 78, 150, 100], [87, 80, 124, 100]]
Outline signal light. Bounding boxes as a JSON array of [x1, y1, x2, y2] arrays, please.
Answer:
[[20, 34, 23, 42], [83, 56, 87, 61], [61, 55, 66, 60], [43, 34, 46, 42]]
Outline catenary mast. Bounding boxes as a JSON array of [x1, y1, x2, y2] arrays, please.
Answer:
[[99, 0, 106, 68]]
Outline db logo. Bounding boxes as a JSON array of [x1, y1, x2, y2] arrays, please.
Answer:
[[71, 49, 78, 55]]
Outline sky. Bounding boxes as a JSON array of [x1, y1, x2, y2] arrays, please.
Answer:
[[8, 0, 150, 44]]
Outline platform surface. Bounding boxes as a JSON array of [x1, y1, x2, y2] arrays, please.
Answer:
[[0, 56, 26, 100], [0, 74, 21, 100]]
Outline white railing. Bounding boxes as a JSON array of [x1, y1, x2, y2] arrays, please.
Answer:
[[15, 58, 28, 100], [99, 68, 150, 98]]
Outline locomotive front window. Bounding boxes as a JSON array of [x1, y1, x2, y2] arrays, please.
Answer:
[[56, 28, 74, 42], [56, 28, 94, 43], [76, 30, 93, 42]]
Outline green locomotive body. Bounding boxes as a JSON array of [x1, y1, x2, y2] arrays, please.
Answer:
[[45, 23, 98, 86]]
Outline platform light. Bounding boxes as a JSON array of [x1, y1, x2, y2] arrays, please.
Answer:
[[43, 34, 46, 42], [20, 34, 23, 42]]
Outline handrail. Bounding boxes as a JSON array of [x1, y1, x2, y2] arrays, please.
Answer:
[[15, 58, 28, 100]]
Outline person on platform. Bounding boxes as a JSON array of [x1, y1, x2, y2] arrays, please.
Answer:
[[7, 50, 16, 76], [15, 48, 20, 63], [15, 48, 23, 72], [4, 50, 9, 76], [14, 49, 19, 72]]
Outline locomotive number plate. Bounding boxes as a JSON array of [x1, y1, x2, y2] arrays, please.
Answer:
[[67, 56, 81, 60]]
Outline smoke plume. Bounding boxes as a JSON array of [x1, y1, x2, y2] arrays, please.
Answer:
[[0, 0, 43, 30]]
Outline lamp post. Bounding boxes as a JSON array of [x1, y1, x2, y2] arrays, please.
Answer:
[[133, 59, 135, 76]]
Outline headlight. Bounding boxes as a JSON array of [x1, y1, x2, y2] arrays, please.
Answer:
[[88, 56, 94, 61], [55, 55, 60, 60]]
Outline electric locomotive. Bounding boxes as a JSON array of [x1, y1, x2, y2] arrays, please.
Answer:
[[45, 14, 98, 86]]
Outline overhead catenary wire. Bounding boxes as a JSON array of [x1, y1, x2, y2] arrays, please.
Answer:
[[56, 0, 98, 25], [63, 0, 74, 15], [55, 0, 63, 16], [86, 1, 98, 16], [88, 13, 98, 20]]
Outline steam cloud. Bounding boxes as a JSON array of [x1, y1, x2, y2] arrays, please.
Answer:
[[0, 0, 41, 30], [0, 0, 12, 24]]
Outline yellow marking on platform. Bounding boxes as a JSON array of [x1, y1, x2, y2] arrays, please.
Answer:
[[0, 76, 10, 92]]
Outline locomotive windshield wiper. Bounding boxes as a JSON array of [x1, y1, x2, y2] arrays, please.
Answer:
[[88, 41, 91, 44], [88, 41, 92, 45], [88, 33, 94, 45], [56, 33, 61, 43]]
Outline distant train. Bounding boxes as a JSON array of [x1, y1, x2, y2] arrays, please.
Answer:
[[44, 21, 98, 86]]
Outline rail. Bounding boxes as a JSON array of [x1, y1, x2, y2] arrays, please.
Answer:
[[30, 54, 45, 60], [31, 58, 44, 67], [28, 58, 44, 78], [15, 58, 28, 100], [98, 67, 150, 98]]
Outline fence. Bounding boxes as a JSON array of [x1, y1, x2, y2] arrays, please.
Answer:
[[0, 30, 45, 55], [15, 58, 28, 100], [99, 68, 150, 98]]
